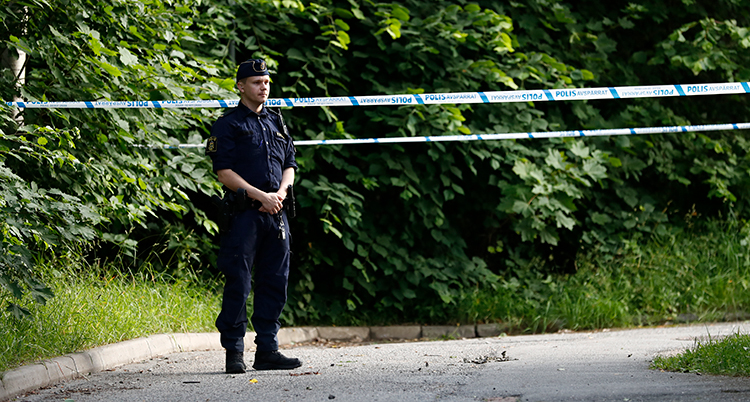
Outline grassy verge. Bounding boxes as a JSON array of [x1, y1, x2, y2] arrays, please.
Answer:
[[0, 263, 222, 373], [3, 218, 749, 374], [456, 218, 750, 333], [652, 332, 750, 376]]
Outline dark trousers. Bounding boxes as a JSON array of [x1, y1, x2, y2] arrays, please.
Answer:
[[215, 209, 290, 353]]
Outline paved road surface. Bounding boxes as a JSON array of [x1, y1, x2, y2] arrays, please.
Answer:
[[14, 322, 750, 402]]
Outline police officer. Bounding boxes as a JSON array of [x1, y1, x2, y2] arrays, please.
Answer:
[[206, 59, 301, 373]]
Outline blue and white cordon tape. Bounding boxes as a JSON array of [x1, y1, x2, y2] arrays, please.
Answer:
[[150, 122, 750, 148], [6, 81, 748, 148], [5, 82, 750, 109]]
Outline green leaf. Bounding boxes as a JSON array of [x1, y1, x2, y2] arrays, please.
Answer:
[[512, 200, 533, 216], [334, 8, 353, 18], [555, 210, 575, 230], [118, 47, 138, 66], [351, 7, 365, 19], [0, 277, 24, 299], [582, 159, 607, 181], [335, 19, 350, 31], [337, 31, 351, 48], [539, 227, 559, 245], [287, 48, 305, 61], [569, 141, 590, 158], [499, 32, 514, 52], [213, 78, 235, 91], [401, 286, 417, 299], [392, 6, 410, 21], [6, 303, 31, 320], [30, 285, 54, 305], [545, 150, 566, 170], [590, 212, 612, 225], [97, 60, 122, 77]]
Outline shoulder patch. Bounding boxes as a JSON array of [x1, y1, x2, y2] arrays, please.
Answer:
[[206, 136, 218, 154]]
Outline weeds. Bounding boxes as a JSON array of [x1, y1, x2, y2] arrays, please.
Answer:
[[652, 332, 750, 376]]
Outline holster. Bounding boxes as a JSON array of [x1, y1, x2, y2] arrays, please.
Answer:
[[284, 184, 296, 219], [211, 191, 236, 234]]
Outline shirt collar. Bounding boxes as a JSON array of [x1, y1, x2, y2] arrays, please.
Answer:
[[237, 101, 267, 117]]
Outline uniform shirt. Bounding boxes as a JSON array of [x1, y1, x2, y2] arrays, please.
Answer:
[[207, 102, 297, 193]]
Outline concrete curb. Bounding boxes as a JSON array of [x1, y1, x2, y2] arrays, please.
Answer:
[[0, 324, 499, 401]]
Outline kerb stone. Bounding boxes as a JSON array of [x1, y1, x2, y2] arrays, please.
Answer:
[[170, 333, 220, 352], [370, 326, 421, 340], [92, 338, 153, 369], [0, 376, 7, 401], [476, 323, 510, 337], [67, 352, 95, 376], [43, 356, 79, 384], [1, 364, 50, 399], [317, 326, 370, 341], [278, 327, 318, 345], [422, 325, 476, 339], [146, 334, 178, 355]]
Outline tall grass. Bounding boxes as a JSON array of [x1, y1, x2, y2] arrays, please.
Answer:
[[0, 262, 222, 373], [458, 218, 750, 332]]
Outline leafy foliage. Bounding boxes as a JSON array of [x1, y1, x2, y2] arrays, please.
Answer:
[[2, 0, 750, 324], [0, 0, 231, 315]]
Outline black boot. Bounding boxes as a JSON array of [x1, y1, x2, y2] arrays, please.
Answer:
[[226, 350, 246, 374], [252, 350, 302, 370]]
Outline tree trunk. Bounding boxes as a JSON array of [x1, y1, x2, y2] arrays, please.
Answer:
[[2, 6, 28, 124]]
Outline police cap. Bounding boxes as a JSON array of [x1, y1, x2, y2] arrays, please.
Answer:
[[236, 59, 269, 81]]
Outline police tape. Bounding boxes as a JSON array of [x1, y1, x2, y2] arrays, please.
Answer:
[[146, 122, 750, 149], [6, 82, 750, 109]]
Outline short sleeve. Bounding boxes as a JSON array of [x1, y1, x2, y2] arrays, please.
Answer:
[[208, 116, 236, 172], [277, 114, 297, 171]]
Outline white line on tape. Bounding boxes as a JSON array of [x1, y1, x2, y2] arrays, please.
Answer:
[[144, 122, 750, 149]]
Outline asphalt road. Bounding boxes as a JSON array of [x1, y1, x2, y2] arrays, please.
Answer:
[[14, 322, 750, 402]]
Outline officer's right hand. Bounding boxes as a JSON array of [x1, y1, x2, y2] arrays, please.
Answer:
[[259, 192, 284, 214]]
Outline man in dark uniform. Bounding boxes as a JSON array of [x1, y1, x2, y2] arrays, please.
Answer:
[[206, 58, 301, 373]]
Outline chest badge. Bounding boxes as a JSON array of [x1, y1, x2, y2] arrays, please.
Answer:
[[206, 136, 218, 153], [275, 131, 285, 139]]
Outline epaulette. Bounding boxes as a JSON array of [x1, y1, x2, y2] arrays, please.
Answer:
[[219, 106, 240, 119]]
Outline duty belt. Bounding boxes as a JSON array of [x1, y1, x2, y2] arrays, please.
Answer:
[[235, 188, 262, 210]]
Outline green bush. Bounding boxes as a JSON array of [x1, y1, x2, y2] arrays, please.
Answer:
[[3, 0, 750, 325]]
